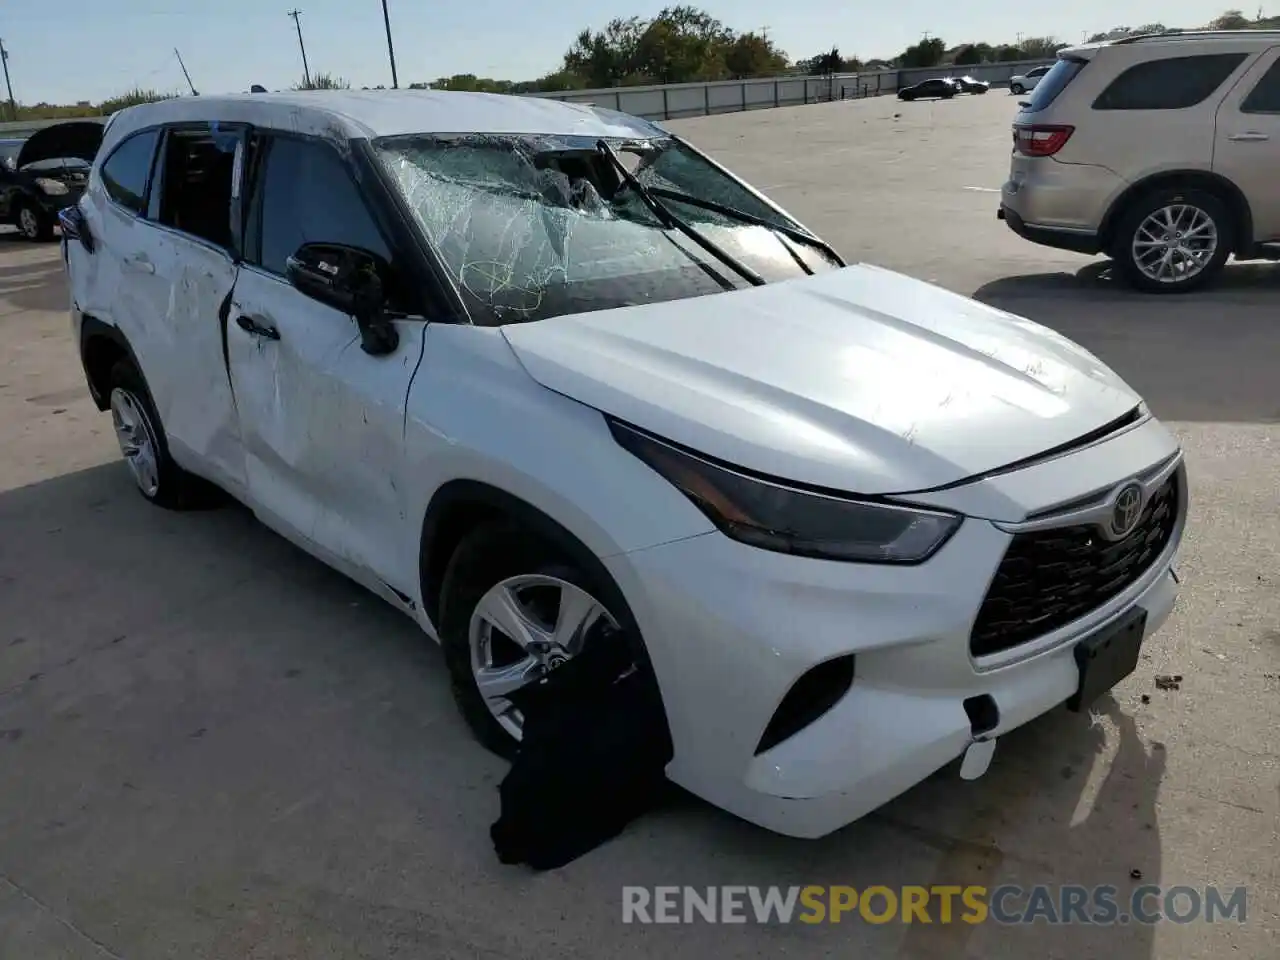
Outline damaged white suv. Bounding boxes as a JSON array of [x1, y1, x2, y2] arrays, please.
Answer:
[[62, 91, 1186, 839]]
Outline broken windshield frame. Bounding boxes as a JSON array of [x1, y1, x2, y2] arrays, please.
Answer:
[[372, 131, 841, 327]]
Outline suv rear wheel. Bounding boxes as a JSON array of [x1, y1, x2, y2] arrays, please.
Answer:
[[107, 359, 214, 509], [1111, 187, 1232, 294]]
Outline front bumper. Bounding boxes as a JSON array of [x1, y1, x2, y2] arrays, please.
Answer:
[[607, 433, 1185, 839]]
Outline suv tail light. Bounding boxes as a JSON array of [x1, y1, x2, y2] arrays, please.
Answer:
[[1013, 124, 1074, 157]]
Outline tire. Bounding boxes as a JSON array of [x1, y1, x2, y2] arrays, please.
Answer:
[[438, 520, 638, 760], [1110, 187, 1232, 294], [15, 200, 53, 242], [1011, 83, 1024, 95], [107, 359, 215, 509]]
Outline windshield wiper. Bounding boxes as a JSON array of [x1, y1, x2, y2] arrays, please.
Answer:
[[595, 139, 765, 288], [645, 187, 845, 272]]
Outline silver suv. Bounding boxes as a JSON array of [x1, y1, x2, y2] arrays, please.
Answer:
[[999, 30, 1280, 292]]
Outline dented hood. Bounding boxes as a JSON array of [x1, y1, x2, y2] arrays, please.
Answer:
[[16, 121, 105, 169], [500, 264, 1141, 495]]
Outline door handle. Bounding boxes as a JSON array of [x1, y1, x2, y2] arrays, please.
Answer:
[[235, 314, 280, 340], [122, 254, 154, 274], [1228, 131, 1270, 142]]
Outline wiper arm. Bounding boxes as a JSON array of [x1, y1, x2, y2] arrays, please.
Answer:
[[596, 139, 765, 288], [646, 186, 845, 268]]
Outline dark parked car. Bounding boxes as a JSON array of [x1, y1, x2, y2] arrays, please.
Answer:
[[952, 76, 990, 94], [898, 78, 959, 101], [0, 121, 104, 241]]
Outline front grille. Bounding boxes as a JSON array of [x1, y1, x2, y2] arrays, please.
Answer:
[[970, 473, 1181, 657]]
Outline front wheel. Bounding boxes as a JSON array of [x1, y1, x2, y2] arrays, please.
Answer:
[[1111, 188, 1232, 294], [15, 201, 53, 241], [439, 521, 637, 759], [1010, 83, 1024, 95]]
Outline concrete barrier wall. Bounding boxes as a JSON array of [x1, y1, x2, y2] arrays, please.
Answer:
[[0, 58, 1057, 138]]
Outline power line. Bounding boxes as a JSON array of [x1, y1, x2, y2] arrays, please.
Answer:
[[0, 38, 16, 121], [381, 0, 399, 89], [287, 9, 311, 87]]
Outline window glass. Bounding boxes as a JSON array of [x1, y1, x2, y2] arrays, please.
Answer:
[[255, 136, 391, 276], [153, 126, 239, 248], [1093, 54, 1247, 110], [1025, 59, 1087, 112], [1241, 58, 1280, 113], [100, 129, 158, 214]]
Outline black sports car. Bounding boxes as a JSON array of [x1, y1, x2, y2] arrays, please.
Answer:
[[952, 76, 990, 94], [1, 120, 104, 241], [897, 78, 960, 101]]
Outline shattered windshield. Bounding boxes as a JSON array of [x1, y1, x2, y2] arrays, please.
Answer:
[[374, 133, 840, 326]]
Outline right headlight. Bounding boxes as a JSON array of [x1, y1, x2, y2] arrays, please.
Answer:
[[608, 419, 962, 564]]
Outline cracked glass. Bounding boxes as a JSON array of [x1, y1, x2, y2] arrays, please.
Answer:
[[374, 133, 840, 326]]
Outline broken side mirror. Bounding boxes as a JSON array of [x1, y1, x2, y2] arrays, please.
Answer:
[[285, 241, 401, 356]]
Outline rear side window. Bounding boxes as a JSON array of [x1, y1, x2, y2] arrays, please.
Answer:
[[1241, 59, 1280, 113], [1025, 58, 1087, 112], [1093, 53, 1248, 110], [100, 129, 158, 214]]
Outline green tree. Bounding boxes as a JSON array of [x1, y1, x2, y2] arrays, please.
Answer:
[[1019, 36, 1062, 58], [994, 44, 1023, 61], [954, 43, 992, 65], [294, 72, 351, 90], [899, 37, 946, 68], [1209, 9, 1251, 29], [724, 31, 789, 79]]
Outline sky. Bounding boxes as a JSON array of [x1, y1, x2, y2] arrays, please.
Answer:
[[1, 0, 1262, 105]]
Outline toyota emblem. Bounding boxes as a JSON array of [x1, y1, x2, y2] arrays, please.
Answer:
[[1109, 483, 1144, 539]]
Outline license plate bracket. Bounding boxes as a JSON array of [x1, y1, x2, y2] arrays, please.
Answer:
[[1067, 607, 1148, 712]]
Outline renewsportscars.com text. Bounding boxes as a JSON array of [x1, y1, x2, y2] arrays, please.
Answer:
[[621, 885, 1248, 925]]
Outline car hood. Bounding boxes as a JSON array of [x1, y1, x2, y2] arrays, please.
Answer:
[[16, 121, 105, 169], [500, 264, 1140, 495]]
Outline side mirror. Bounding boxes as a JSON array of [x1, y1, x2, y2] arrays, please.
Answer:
[[285, 241, 401, 356]]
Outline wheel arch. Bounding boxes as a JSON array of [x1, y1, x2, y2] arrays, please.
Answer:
[[1099, 170, 1253, 255], [80, 315, 143, 412], [418, 478, 672, 735], [418, 479, 635, 636]]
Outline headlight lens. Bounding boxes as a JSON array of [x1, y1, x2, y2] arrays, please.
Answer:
[[35, 177, 69, 196], [609, 420, 962, 564]]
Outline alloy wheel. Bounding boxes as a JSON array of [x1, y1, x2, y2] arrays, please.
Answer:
[[468, 573, 617, 740], [109, 388, 161, 498], [18, 207, 40, 240], [1131, 204, 1218, 285]]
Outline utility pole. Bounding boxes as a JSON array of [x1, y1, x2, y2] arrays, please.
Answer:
[[288, 9, 311, 88], [174, 48, 198, 95], [0, 39, 16, 122], [381, 0, 399, 89]]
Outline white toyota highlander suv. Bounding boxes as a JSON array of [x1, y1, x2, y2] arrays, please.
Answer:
[[60, 91, 1186, 839]]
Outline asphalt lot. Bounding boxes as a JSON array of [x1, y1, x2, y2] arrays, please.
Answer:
[[1, 91, 1277, 959]]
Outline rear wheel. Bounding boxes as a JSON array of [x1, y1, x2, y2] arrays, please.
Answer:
[[1111, 187, 1232, 294], [107, 360, 216, 509], [15, 201, 53, 241]]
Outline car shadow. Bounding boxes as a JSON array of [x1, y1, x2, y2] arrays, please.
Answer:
[[0, 459, 1166, 958], [973, 260, 1280, 424]]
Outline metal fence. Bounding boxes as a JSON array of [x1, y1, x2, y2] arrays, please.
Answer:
[[532, 59, 1057, 121], [0, 58, 1057, 138]]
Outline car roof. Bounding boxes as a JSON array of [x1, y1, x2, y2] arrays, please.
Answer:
[[99, 89, 665, 157]]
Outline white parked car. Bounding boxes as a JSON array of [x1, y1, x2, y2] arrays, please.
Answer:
[[60, 91, 1186, 839], [1010, 64, 1053, 94]]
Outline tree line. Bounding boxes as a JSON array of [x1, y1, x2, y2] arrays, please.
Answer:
[[8, 7, 1279, 121]]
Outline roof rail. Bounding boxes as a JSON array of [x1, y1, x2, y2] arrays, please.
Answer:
[[1113, 29, 1280, 44]]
